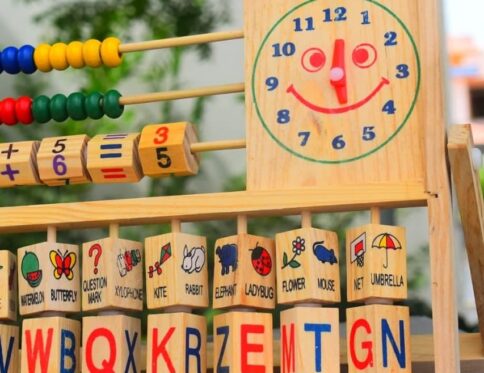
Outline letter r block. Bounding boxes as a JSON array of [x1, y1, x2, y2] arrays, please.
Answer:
[[0, 250, 17, 321], [0, 324, 19, 373]]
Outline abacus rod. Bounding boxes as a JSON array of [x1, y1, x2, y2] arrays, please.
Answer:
[[370, 207, 381, 224], [190, 139, 246, 153], [119, 30, 244, 53]]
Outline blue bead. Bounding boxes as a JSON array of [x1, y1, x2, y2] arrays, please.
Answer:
[[18, 45, 36, 74], [1, 47, 20, 74], [0, 51, 3, 74]]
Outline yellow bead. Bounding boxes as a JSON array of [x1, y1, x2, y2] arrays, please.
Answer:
[[100, 37, 123, 68], [49, 43, 69, 71], [34, 44, 52, 72], [82, 39, 102, 68], [66, 41, 85, 69]]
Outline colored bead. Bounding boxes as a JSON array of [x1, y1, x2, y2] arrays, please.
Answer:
[[50, 43, 69, 71], [1, 47, 20, 74], [18, 45, 37, 74], [34, 44, 53, 72], [1, 98, 17, 125], [50, 94, 68, 122], [83, 39, 102, 68], [86, 92, 104, 119], [101, 37, 122, 68], [103, 90, 124, 118], [15, 97, 33, 125], [67, 92, 87, 121], [66, 41, 85, 69], [32, 95, 51, 123]]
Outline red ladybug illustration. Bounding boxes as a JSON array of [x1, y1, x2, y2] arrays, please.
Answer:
[[250, 243, 272, 276]]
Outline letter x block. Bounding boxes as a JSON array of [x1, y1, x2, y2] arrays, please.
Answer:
[[0, 324, 19, 373], [0, 141, 40, 187], [0, 250, 17, 321]]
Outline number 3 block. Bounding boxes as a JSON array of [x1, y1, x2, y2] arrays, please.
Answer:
[[138, 122, 199, 177]]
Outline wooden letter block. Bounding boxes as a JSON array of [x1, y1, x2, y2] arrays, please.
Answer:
[[276, 228, 340, 305], [82, 314, 140, 373], [0, 251, 17, 321], [346, 225, 407, 302], [0, 141, 40, 187], [37, 135, 90, 186], [0, 324, 19, 373], [21, 316, 80, 373], [147, 312, 206, 373], [213, 234, 275, 310], [139, 122, 199, 177], [145, 233, 208, 310], [214, 311, 272, 373], [87, 133, 142, 183], [82, 237, 143, 312], [280, 307, 339, 373], [18, 242, 80, 316], [347, 305, 411, 373]]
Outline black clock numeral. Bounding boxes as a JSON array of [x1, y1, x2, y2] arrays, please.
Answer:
[[332, 135, 346, 150], [362, 126, 376, 141], [298, 132, 310, 146], [272, 42, 296, 57], [382, 100, 397, 115], [277, 109, 291, 124], [323, 7, 347, 22], [361, 11, 370, 25], [294, 17, 315, 32], [384, 31, 398, 46]]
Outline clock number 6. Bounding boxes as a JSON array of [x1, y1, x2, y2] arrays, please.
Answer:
[[277, 109, 291, 124], [332, 135, 346, 150]]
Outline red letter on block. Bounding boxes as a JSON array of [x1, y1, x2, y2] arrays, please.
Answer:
[[241, 324, 265, 373], [281, 323, 295, 373], [151, 327, 175, 373], [25, 328, 53, 373], [349, 319, 374, 370], [85, 328, 116, 373]]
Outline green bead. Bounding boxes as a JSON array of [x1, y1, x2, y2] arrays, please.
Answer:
[[50, 94, 68, 122], [32, 95, 51, 124], [104, 89, 124, 119], [86, 92, 104, 120], [67, 92, 87, 121]]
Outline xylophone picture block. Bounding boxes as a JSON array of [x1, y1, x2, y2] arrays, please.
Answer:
[[0, 250, 17, 321], [82, 237, 143, 312], [17, 242, 80, 316], [82, 314, 140, 373], [87, 132, 142, 183], [145, 232, 208, 310], [0, 141, 40, 187], [146, 312, 206, 373], [139, 122, 199, 177], [347, 305, 411, 373], [21, 316, 80, 373], [346, 225, 407, 302], [0, 324, 19, 373], [275, 228, 340, 305]]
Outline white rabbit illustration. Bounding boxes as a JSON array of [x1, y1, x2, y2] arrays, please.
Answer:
[[181, 245, 205, 274]]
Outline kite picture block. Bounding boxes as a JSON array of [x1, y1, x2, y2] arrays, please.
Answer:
[[0, 324, 19, 373], [0, 250, 17, 321], [0, 141, 40, 187]]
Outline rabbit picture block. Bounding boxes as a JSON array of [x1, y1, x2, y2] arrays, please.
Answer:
[[182, 245, 206, 274]]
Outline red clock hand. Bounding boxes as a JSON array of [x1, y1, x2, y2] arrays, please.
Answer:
[[330, 39, 348, 105]]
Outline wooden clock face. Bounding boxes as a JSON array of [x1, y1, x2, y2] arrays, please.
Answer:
[[251, 0, 421, 164]]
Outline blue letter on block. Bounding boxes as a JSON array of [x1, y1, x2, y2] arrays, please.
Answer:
[[125, 330, 138, 373], [381, 319, 406, 368], [185, 327, 202, 373], [0, 336, 15, 373], [216, 326, 229, 373], [304, 323, 332, 372], [60, 329, 76, 373]]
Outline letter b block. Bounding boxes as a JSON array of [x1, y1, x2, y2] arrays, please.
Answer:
[[0, 325, 19, 373], [0, 250, 17, 321]]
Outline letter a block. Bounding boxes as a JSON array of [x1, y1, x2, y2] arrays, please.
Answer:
[[82, 314, 140, 373], [0, 324, 19, 373], [213, 234, 275, 310], [346, 225, 407, 302], [147, 312, 206, 373], [18, 242, 80, 316], [347, 305, 411, 373], [145, 232, 208, 310], [280, 307, 339, 373], [82, 237, 143, 312], [0, 250, 17, 321], [275, 228, 340, 305], [0, 141, 40, 187], [21, 316, 81, 373], [214, 311, 273, 373]]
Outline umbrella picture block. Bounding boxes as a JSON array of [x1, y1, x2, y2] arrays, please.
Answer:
[[372, 233, 402, 269]]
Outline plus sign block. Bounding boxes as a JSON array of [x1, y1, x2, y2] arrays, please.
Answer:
[[0, 251, 17, 321], [0, 324, 19, 373], [0, 141, 40, 187]]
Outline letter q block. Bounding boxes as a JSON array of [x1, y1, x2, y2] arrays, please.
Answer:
[[0, 250, 17, 321]]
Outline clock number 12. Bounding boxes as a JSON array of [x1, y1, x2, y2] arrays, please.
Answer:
[[323, 7, 347, 22]]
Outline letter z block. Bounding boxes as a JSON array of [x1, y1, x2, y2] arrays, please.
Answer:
[[0, 250, 17, 321], [0, 324, 19, 373]]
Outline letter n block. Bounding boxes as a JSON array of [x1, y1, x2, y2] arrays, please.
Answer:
[[21, 316, 80, 373], [147, 312, 206, 373], [82, 315, 140, 373], [0, 250, 17, 321], [0, 324, 19, 373], [0, 141, 40, 187], [213, 311, 273, 373], [347, 305, 411, 373], [280, 307, 339, 373]]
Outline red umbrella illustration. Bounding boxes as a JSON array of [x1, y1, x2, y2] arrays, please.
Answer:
[[371, 233, 402, 269]]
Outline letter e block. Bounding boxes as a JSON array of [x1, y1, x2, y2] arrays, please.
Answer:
[[0, 250, 17, 321], [0, 141, 40, 187], [0, 324, 19, 373]]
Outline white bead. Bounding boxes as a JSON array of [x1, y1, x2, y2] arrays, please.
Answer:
[[472, 147, 483, 171]]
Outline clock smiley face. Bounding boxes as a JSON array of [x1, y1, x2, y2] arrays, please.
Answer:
[[251, 0, 421, 164]]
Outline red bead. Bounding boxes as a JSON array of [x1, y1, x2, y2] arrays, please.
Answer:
[[0, 98, 17, 125], [15, 96, 33, 125]]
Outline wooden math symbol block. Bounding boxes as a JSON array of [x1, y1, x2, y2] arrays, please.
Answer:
[[213, 234, 275, 310], [0, 251, 17, 321], [145, 232, 208, 310], [0, 141, 40, 188], [82, 237, 143, 312], [138, 122, 199, 177], [346, 224, 407, 303], [21, 316, 81, 373], [0, 324, 19, 373], [213, 311, 273, 373], [37, 135, 90, 186], [147, 312, 206, 373], [82, 314, 140, 373], [280, 306, 339, 373], [17, 242, 80, 316], [87, 133, 142, 184], [275, 227, 340, 305], [347, 305, 411, 373]]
